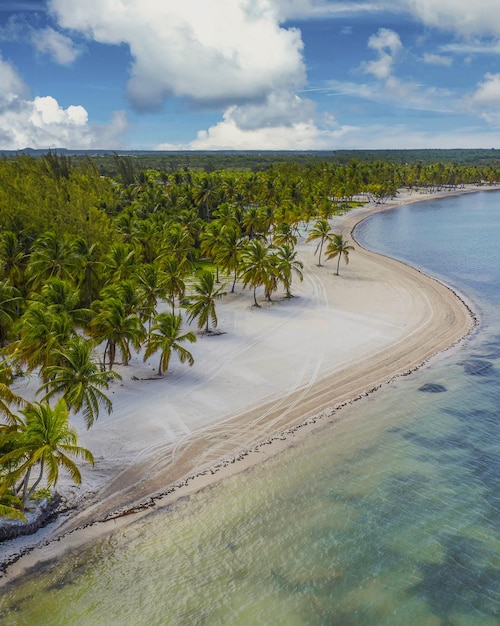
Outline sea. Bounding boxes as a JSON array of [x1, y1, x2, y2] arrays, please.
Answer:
[[1, 190, 500, 625]]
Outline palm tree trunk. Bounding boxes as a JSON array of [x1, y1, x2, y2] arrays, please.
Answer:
[[336, 256, 341, 275], [232, 269, 238, 293], [253, 285, 259, 307], [22, 465, 32, 509], [27, 459, 45, 505]]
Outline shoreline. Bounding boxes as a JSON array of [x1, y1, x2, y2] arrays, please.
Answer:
[[0, 185, 493, 584]]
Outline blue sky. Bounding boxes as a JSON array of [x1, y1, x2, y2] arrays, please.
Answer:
[[1, 0, 499, 151]]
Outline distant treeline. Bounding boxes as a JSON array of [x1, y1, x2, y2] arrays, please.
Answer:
[[1, 151, 499, 243], [2, 148, 500, 175]]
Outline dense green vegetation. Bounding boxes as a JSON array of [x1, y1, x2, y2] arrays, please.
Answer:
[[0, 151, 498, 520]]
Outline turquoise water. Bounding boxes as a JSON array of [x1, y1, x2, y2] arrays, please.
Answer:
[[2, 191, 500, 625]]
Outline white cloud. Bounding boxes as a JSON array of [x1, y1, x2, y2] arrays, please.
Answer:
[[49, 0, 307, 112], [422, 52, 452, 66], [362, 28, 402, 80], [465, 73, 500, 124], [402, 0, 500, 36], [0, 53, 127, 149], [157, 97, 356, 150], [32, 26, 80, 65]]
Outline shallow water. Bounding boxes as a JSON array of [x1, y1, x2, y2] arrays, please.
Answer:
[[2, 190, 500, 625]]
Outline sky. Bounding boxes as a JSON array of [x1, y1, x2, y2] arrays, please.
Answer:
[[0, 0, 500, 151]]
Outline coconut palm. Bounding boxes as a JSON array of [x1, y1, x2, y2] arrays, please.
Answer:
[[0, 280, 21, 346], [90, 297, 144, 370], [240, 239, 275, 307], [272, 222, 297, 248], [0, 231, 26, 291], [135, 262, 168, 330], [0, 398, 94, 509], [27, 231, 78, 290], [325, 233, 355, 275], [36, 277, 91, 330], [186, 270, 227, 333], [0, 360, 26, 426], [10, 303, 73, 377], [306, 219, 333, 267], [38, 336, 121, 428], [160, 255, 187, 314], [274, 244, 304, 297], [144, 312, 196, 376], [71, 238, 104, 306], [200, 221, 224, 282], [101, 243, 136, 285], [215, 224, 244, 293]]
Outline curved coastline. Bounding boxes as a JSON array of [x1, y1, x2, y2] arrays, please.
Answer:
[[0, 186, 489, 583]]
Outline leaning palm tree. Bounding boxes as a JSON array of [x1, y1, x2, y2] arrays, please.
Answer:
[[143, 312, 196, 376], [325, 233, 355, 275], [0, 398, 94, 510], [186, 270, 227, 333], [306, 219, 333, 267], [37, 336, 121, 428]]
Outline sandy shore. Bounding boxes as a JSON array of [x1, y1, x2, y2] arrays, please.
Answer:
[[1, 185, 490, 580]]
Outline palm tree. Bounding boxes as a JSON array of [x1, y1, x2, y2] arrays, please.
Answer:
[[27, 231, 78, 291], [0, 280, 21, 346], [10, 303, 73, 377], [36, 277, 91, 330], [71, 238, 104, 307], [90, 297, 144, 370], [0, 231, 26, 291], [135, 262, 168, 331], [306, 219, 333, 267], [0, 360, 26, 426], [0, 398, 94, 509], [272, 222, 297, 248], [160, 255, 187, 314], [325, 234, 355, 275], [215, 224, 244, 293], [144, 312, 196, 376], [101, 243, 136, 285], [240, 239, 274, 307], [38, 337, 121, 428], [186, 270, 227, 333], [274, 244, 304, 297], [200, 221, 224, 282]]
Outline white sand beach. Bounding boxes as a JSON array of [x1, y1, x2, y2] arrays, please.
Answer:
[[1, 186, 485, 577]]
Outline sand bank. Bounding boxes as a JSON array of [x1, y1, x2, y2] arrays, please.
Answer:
[[1, 185, 491, 579]]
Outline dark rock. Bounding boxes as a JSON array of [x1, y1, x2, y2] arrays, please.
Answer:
[[461, 359, 494, 376], [418, 382, 447, 393]]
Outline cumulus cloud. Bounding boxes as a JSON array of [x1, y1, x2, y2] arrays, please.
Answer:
[[362, 28, 402, 80], [0, 53, 127, 150], [32, 26, 80, 65], [402, 0, 500, 36], [157, 104, 356, 150], [49, 0, 306, 112], [465, 73, 500, 124]]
